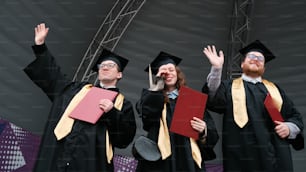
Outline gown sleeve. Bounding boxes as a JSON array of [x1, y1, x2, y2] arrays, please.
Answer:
[[102, 98, 137, 148], [136, 89, 164, 132], [198, 110, 219, 161], [277, 85, 304, 150], [24, 43, 70, 101]]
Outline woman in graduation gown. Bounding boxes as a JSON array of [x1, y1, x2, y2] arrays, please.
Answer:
[[24, 23, 136, 172], [135, 51, 219, 172], [201, 40, 304, 172]]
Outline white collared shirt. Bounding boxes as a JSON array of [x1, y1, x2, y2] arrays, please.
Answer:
[[167, 89, 179, 99], [99, 82, 116, 89], [241, 73, 262, 84]]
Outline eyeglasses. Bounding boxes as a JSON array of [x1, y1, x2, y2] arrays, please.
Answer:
[[98, 63, 117, 69], [246, 54, 265, 62]]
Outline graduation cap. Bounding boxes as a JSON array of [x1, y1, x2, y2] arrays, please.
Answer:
[[239, 40, 276, 63], [92, 49, 129, 72], [144, 51, 182, 75]]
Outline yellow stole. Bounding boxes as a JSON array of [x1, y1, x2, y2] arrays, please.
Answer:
[[232, 77, 283, 128], [54, 84, 124, 164], [157, 104, 203, 168], [106, 93, 124, 163]]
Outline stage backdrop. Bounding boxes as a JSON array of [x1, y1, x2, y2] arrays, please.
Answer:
[[0, 0, 305, 171]]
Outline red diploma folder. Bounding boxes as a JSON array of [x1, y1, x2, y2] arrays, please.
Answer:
[[170, 86, 208, 139], [264, 93, 284, 122], [69, 87, 118, 124]]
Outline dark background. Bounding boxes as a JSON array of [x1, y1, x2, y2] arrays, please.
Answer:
[[1, 0, 305, 170]]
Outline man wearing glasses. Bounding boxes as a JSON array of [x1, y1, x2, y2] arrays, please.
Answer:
[[24, 23, 136, 172], [201, 40, 304, 172]]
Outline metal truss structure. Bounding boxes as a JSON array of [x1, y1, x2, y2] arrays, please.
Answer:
[[73, 0, 146, 84], [224, 0, 254, 79]]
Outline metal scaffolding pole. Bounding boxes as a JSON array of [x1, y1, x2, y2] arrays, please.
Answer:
[[73, 0, 146, 84], [224, 0, 253, 79]]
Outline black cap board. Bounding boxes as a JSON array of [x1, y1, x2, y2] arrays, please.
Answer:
[[239, 40, 276, 63], [144, 51, 182, 75], [92, 49, 128, 72]]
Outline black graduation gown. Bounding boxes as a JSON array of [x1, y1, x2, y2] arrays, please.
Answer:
[[24, 44, 136, 172], [135, 89, 219, 172], [202, 79, 304, 172]]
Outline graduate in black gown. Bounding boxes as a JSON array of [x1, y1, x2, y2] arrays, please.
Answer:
[[135, 52, 219, 172], [24, 23, 136, 172], [201, 40, 304, 172]]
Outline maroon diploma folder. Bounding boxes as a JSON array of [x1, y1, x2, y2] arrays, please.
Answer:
[[69, 87, 118, 124], [170, 86, 208, 139], [264, 93, 284, 122]]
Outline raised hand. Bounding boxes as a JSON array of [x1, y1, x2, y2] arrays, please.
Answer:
[[34, 23, 49, 45], [203, 45, 224, 68], [148, 64, 165, 91]]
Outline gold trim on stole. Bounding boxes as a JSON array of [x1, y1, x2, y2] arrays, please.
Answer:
[[158, 104, 202, 168], [106, 93, 124, 164], [232, 77, 283, 128], [53, 84, 124, 164], [54, 84, 93, 140]]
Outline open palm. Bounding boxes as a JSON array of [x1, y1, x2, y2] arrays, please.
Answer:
[[203, 45, 224, 68], [34, 23, 49, 45]]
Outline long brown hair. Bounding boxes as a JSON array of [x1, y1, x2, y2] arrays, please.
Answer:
[[163, 66, 186, 102]]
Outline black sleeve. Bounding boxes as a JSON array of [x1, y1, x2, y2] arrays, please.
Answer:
[[277, 85, 304, 150], [198, 110, 219, 161], [202, 80, 229, 114], [136, 89, 164, 132], [103, 98, 137, 148], [24, 44, 70, 101]]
